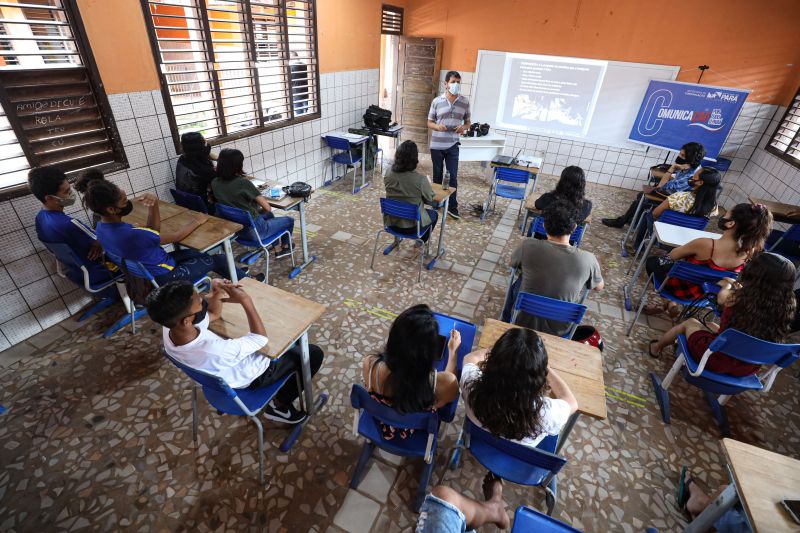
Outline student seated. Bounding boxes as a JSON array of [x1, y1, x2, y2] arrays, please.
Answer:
[[643, 203, 772, 318], [602, 141, 706, 228], [29, 166, 115, 287], [461, 327, 578, 449], [146, 279, 323, 423], [83, 179, 248, 283], [510, 199, 604, 336], [383, 140, 438, 243], [534, 165, 592, 223], [649, 252, 796, 376], [211, 148, 294, 255], [362, 304, 460, 439], [633, 167, 722, 247], [175, 131, 216, 208], [416, 481, 510, 532], [74, 168, 106, 228], [677, 467, 751, 533]]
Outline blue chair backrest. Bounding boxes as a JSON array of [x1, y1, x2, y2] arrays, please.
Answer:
[[659, 210, 709, 230], [706, 329, 800, 368], [530, 216, 586, 245], [430, 313, 477, 378], [105, 250, 156, 284], [512, 506, 583, 533], [324, 136, 352, 151], [702, 158, 731, 172], [214, 203, 256, 230], [162, 348, 239, 399], [466, 418, 566, 485], [495, 166, 531, 184], [171, 188, 208, 214], [514, 292, 587, 334], [781, 224, 800, 244], [350, 384, 439, 435], [42, 240, 89, 275], [662, 261, 736, 288], [380, 198, 421, 223]]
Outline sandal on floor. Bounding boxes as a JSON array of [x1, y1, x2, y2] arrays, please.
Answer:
[[643, 303, 666, 316], [666, 303, 680, 320], [676, 466, 691, 512], [648, 340, 661, 358], [482, 472, 502, 501]]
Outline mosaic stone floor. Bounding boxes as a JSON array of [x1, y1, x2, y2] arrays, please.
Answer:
[[1, 157, 799, 533]]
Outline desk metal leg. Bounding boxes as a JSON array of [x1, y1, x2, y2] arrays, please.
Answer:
[[621, 194, 647, 257], [426, 197, 449, 270], [289, 200, 316, 279], [681, 483, 739, 533], [623, 233, 655, 311], [481, 180, 495, 222], [223, 238, 239, 283], [555, 412, 579, 455], [279, 330, 329, 452]]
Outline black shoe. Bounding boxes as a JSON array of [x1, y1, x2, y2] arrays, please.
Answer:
[[263, 400, 307, 425], [253, 273, 266, 283], [601, 217, 625, 228], [447, 209, 461, 220]]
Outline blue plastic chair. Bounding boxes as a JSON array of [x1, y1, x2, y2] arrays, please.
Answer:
[[350, 384, 441, 511], [453, 418, 567, 516], [526, 216, 586, 247], [512, 506, 583, 532], [512, 291, 587, 340], [161, 348, 300, 483], [170, 188, 211, 215], [42, 240, 122, 322], [324, 135, 366, 194], [651, 329, 800, 436], [766, 224, 800, 260], [105, 251, 211, 334], [214, 203, 295, 285], [626, 261, 736, 336], [430, 312, 477, 423], [482, 167, 532, 222], [371, 198, 432, 283]]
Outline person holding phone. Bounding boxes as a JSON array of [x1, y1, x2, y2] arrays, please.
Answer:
[[362, 304, 461, 440]]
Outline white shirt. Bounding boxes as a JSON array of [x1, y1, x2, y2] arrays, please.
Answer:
[[460, 363, 572, 448], [163, 314, 270, 389]]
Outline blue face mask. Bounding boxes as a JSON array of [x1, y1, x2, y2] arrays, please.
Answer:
[[448, 82, 460, 96]]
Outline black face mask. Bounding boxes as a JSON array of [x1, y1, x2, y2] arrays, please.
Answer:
[[192, 299, 209, 325], [675, 156, 687, 165], [118, 200, 134, 217], [717, 216, 731, 231]]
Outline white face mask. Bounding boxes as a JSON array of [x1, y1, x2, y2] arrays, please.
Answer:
[[448, 82, 460, 96]]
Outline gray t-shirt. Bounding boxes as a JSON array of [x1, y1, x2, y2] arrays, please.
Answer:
[[510, 239, 603, 336]]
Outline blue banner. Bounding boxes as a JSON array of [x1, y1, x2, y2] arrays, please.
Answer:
[[628, 80, 750, 161]]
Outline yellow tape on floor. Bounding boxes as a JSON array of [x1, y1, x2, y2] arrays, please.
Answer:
[[343, 299, 398, 321]]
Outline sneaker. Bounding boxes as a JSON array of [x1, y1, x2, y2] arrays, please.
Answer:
[[601, 217, 625, 228], [447, 209, 461, 220], [263, 400, 307, 425]]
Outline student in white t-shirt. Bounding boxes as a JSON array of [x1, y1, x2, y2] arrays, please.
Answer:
[[460, 327, 577, 449], [146, 279, 324, 424]]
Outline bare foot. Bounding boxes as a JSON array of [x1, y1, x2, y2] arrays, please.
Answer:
[[483, 475, 510, 530], [684, 470, 711, 518]]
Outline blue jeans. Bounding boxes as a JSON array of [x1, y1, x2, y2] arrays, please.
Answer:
[[154, 248, 245, 285], [390, 208, 439, 242], [242, 212, 294, 248], [431, 143, 459, 212], [416, 494, 474, 533]]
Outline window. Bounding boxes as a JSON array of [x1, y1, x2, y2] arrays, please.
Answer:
[[0, 0, 127, 200], [142, 0, 320, 149], [767, 87, 800, 168], [381, 4, 403, 35]]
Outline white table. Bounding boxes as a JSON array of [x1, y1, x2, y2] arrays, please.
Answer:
[[622, 221, 721, 315], [458, 133, 506, 162], [322, 131, 369, 193]]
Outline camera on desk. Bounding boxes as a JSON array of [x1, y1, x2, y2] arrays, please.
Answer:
[[464, 122, 491, 137]]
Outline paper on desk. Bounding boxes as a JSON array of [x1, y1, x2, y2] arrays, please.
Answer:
[[516, 155, 543, 167]]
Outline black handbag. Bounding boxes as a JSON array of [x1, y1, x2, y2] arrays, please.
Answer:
[[283, 181, 312, 200]]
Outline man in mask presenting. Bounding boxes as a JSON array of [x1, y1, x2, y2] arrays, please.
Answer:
[[427, 71, 471, 219]]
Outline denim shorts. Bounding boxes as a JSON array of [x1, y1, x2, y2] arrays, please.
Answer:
[[416, 494, 474, 533], [714, 506, 750, 533]]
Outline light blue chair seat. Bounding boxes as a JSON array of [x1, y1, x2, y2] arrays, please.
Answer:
[[512, 505, 583, 532], [482, 166, 532, 223]]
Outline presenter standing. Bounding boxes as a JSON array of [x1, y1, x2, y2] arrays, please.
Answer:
[[427, 70, 471, 219]]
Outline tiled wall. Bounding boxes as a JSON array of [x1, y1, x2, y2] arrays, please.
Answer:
[[0, 69, 379, 349], [439, 70, 782, 207]]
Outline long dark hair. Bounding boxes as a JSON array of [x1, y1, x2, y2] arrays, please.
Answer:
[[216, 148, 245, 181], [376, 304, 439, 413], [727, 203, 772, 258], [83, 179, 122, 216], [181, 132, 212, 162], [554, 165, 586, 211], [467, 328, 549, 441], [391, 140, 419, 173], [727, 252, 796, 342], [682, 142, 706, 168], [688, 168, 721, 217]]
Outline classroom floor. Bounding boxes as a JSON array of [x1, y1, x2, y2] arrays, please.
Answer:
[[1, 158, 799, 533]]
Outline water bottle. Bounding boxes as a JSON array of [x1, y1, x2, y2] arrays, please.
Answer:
[[443, 170, 450, 190]]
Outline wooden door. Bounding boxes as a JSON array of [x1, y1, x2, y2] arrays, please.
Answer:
[[396, 36, 442, 153]]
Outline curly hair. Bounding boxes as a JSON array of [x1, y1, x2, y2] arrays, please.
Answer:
[[467, 327, 550, 441], [83, 179, 122, 216], [542, 198, 578, 237], [554, 165, 587, 211], [726, 252, 796, 342], [74, 168, 105, 194], [726, 203, 772, 258], [391, 140, 419, 173]]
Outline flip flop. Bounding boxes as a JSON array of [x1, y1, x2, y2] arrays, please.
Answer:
[[482, 472, 501, 501], [648, 340, 661, 359], [676, 466, 692, 512]]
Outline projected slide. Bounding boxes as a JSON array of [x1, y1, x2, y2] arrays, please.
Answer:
[[496, 53, 608, 137]]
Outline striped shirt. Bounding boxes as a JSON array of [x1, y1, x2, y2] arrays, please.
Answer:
[[428, 94, 470, 151]]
